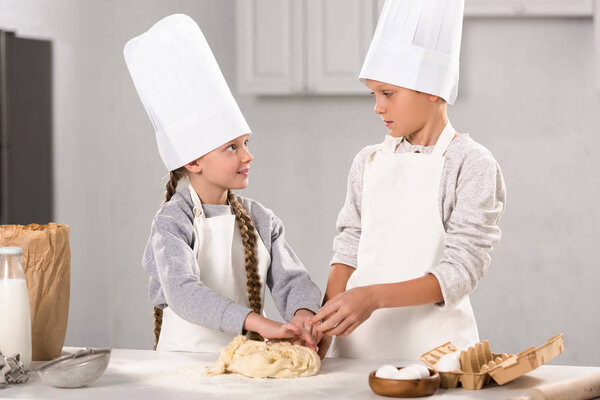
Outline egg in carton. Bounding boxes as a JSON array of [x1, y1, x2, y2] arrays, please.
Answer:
[[420, 340, 511, 389], [420, 334, 564, 390]]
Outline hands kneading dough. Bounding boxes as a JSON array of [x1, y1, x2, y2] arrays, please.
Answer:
[[207, 335, 321, 378]]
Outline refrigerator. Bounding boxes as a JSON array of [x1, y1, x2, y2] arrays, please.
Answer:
[[0, 29, 53, 225]]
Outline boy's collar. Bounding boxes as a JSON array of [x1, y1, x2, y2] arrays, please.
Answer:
[[381, 135, 406, 153], [381, 120, 455, 154]]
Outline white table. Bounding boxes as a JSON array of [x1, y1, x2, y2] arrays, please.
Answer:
[[1, 347, 599, 399]]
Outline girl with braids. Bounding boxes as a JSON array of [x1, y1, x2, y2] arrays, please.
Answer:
[[125, 14, 322, 352]]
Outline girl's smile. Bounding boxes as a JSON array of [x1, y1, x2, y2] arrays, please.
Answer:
[[237, 167, 250, 177]]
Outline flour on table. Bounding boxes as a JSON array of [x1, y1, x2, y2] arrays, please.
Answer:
[[207, 335, 321, 378]]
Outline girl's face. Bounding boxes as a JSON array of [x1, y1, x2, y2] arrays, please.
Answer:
[[193, 134, 253, 191], [366, 79, 440, 138]]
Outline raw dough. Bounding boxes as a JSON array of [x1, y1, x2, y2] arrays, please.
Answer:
[[207, 335, 320, 378]]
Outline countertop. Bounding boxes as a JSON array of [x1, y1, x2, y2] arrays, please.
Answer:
[[1, 347, 599, 399]]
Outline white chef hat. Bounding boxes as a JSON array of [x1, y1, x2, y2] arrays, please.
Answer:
[[359, 0, 465, 105], [124, 14, 251, 171]]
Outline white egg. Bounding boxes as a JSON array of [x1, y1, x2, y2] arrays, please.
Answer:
[[375, 364, 401, 379], [436, 353, 461, 372], [395, 367, 422, 380], [405, 363, 430, 379]]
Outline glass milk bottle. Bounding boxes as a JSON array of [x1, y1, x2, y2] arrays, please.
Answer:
[[0, 247, 32, 370]]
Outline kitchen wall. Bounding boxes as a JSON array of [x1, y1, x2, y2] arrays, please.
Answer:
[[0, 0, 598, 366]]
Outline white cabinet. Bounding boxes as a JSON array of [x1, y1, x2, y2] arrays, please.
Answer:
[[237, 0, 599, 94], [464, 0, 593, 17], [237, 0, 379, 95], [306, 0, 376, 94], [236, 0, 303, 94]]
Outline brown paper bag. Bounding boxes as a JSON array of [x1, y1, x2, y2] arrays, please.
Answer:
[[0, 223, 70, 360]]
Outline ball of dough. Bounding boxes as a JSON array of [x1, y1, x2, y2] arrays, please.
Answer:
[[375, 364, 401, 379], [206, 336, 320, 378], [436, 353, 461, 372]]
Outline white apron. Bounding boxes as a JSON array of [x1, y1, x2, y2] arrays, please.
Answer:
[[331, 122, 479, 360], [157, 185, 271, 352]]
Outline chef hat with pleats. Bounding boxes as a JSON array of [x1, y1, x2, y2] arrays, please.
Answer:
[[124, 14, 251, 171], [359, 0, 465, 105]]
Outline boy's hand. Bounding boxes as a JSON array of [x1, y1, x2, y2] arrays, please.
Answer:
[[316, 334, 332, 360], [290, 309, 321, 351], [311, 286, 378, 337]]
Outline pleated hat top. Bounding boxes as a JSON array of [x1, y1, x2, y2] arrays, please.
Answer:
[[124, 14, 251, 171], [359, 0, 465, 105]]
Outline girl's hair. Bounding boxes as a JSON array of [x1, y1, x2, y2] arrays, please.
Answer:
[[153, 168, 263, 349], [165, 168, 187, 203], [227, 190, 263, 342]]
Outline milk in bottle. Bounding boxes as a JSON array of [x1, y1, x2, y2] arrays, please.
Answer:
[[0, 247, 32, 370]]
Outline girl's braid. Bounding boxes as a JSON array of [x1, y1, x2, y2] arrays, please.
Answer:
[[165, 168, 186, 202], [228, 190, 263, 341]]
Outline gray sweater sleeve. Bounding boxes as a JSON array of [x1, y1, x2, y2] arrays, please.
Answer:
[[239, 197, 322, 321], [144, 210, 252, 335], [330, 145, 378, 268], [265, 213, 322, 321], [331, 135, 506, 308], [428, 152, 505, 308]]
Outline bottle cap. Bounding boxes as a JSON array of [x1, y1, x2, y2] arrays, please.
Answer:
[[0, 247, 23, 255]]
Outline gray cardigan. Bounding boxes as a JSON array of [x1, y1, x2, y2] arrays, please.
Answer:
[[142, 190, 322, 334], [332, 134, 506, 308]]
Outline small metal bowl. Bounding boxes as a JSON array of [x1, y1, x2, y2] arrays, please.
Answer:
[[368, 367, 440, 398], [35, 348, 111, 388]]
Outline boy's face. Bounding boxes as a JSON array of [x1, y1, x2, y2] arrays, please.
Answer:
[[366, 79, 441, 138]]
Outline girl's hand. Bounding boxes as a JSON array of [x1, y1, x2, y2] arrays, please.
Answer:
[[258, 318, 302, 340], [244, 312, 301, 341], [311, 286, 379, 337], [290, 309, 322, 351]]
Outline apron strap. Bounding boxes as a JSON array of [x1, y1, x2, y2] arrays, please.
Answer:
[[431, 121, 456, 157], [188, 184, 206, 219], [188, 184, 233, 218]]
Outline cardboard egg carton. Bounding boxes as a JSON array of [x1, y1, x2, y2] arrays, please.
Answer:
[[420, 340, 509, 389], [420, 333, 564, 390]]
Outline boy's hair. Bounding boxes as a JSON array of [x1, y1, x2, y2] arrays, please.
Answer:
[[153, 168, 263, 349]]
